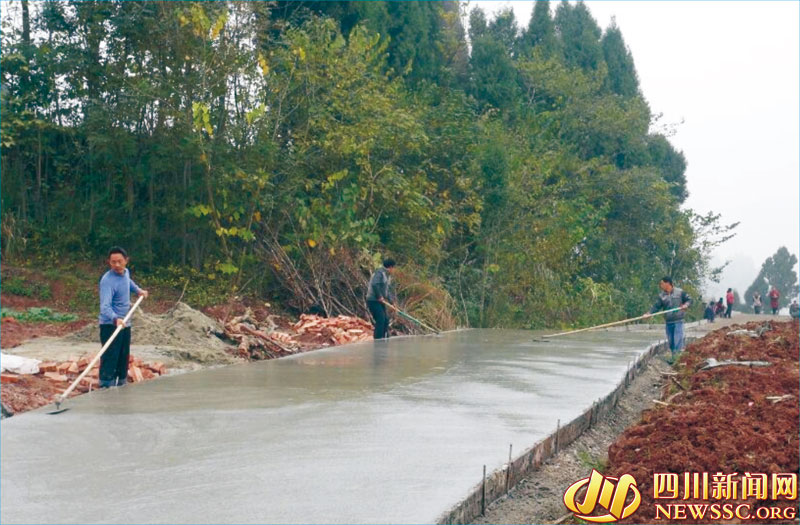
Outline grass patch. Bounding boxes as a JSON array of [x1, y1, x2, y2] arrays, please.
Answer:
[[576, 449, 607, 473], [69, 289, 96, 311], [2, 276, 52, 299], [1, 307, 78, 323]]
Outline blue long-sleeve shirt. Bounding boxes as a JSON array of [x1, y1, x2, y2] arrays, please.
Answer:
[[98, 269, 141, 326]]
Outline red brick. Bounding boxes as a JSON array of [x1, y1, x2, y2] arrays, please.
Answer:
[[44, 372, 68, 382], [39, 362, 58, 372], [57, 362, 72, 374], [1, 373, 20, 384], [67, 362, 79, 374], [80, 377, 99, 389]]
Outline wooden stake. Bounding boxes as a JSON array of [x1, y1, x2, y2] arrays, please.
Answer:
[[555, 419, 561, 454], [481, 465, 486, 516], [506, 444, 513, 493]]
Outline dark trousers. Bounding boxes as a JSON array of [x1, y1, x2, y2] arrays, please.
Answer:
[[367, 300, 389, 339], [99, 324, 131, 387], [725, 304, 733, 318]]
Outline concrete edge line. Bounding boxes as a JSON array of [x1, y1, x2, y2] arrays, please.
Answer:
[[435, 340, 669, 525]]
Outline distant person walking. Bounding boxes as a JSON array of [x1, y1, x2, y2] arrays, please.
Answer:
[[715, 298, 725, 317], [704, 300, 716, 323], [790, 300, 799, 319], [752, 292, 762, 315], [643, 276, 692, 361], [768, 286, 780, 315], [366, 259, 397, 340], [725, 288, 734, 318], [98, 246, 148, 388]]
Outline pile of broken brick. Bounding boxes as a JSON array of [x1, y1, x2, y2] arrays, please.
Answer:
[[1, 355, 167, 390], [222, 312, 373, 359], [292, 314, 373, 346]]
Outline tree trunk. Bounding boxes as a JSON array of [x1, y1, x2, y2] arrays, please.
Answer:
[[148, 172, 155, 267], [182, 160, 190, 266], [21, 1, 31, 56]]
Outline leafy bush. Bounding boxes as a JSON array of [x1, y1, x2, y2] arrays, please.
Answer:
[[69, 289, 96, 312], [1, 307, 78, 323], [2, 276, 52, 299], [148, 265, 238, 308]]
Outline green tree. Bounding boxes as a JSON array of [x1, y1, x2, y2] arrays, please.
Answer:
[[0, 1, 734, 331], [744, 247, 799, 311], [518, 0, 559, 58], [601, 19, 638, 97], [646, 134, 688, 202], [486, 8, 518, 57], [554, 1, 603, 71]]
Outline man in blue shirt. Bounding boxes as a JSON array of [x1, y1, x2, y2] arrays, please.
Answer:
[[98, 246, 148, 387]]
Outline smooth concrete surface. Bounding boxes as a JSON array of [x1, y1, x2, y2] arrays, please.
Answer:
[[1, 329, 663, 524]]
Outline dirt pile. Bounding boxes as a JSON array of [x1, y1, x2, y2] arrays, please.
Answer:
[[1, 354, 168, 415], [68, 302, 232, 353], [607, 320, 799, 524]]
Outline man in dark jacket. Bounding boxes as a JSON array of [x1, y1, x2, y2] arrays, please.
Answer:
[[366, 259, 397, 339], [643, 276, 691, 360], [704, 300, 716, 323]]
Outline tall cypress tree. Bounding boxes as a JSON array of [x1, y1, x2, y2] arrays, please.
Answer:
[[554, 0, 603, 71], [647, 134, 688, 202], [487, 8, 518, 57], [468, 7, 520, 111], [602, 19, 639, 97], [468, 7, 487, 41], [519, 0, 559, 58]]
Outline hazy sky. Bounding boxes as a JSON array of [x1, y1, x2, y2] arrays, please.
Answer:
[[473, 1, 800, 297]]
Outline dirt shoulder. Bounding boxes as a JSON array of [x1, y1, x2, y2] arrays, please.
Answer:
[[475, 320, 799, 525], [474, 338, 674, 525], [609, 319, 799, 525]]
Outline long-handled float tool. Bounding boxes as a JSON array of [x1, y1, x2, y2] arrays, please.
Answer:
[[534, 307, 682, 342], [383, 302, 441, 335], [47, 295, 146, 415]]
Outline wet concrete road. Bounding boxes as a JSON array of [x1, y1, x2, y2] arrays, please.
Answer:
[[1, 329, 663, 524]]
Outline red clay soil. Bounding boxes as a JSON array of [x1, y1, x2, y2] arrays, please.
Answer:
[[607, 320, 799, 524], [1, 317, 93, 348]]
